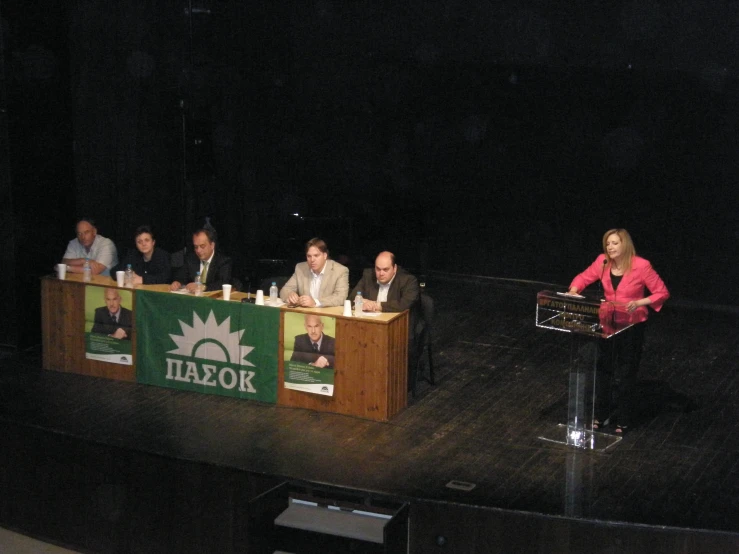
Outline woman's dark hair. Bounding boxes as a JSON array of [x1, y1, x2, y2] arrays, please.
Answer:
[[135, 225, 155, 240]]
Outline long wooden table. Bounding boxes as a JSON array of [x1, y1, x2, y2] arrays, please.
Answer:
[[41, 274, 408, 421]]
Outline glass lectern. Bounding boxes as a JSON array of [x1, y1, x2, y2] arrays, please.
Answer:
[[536, 291, 636, 451]]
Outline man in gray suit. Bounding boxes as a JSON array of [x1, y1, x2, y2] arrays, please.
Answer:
[[280, 238, 349, 308]]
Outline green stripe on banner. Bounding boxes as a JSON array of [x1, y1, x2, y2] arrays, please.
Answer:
[[135, 290, 280, 403]]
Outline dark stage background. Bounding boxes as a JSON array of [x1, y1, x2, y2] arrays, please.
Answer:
[[2, 0, 738, 349]]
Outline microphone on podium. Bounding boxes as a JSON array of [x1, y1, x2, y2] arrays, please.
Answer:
[[599, 259, 607, 301]]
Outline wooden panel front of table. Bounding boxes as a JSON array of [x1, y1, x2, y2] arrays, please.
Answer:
[[41, 274, 137, 382], [276, 306, 409, 421], [42, 277, 409, 421]]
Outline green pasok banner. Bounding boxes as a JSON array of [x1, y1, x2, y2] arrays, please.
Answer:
[[135, 290, 280, 403]]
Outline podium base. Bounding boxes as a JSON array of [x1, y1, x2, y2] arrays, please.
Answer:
[[538, 423, 622, 451]]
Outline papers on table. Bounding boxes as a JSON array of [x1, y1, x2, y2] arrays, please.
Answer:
[[557, 292, 585, 299]]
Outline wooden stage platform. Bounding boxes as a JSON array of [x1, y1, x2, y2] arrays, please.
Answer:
[[1, 275, 738, 553]]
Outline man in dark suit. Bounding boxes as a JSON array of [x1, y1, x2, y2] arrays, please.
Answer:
[[350, 251, 421, 390], [170, 226, 232, 293], [91, 288, 133, 340], [349, 251, 419, 314], [290, 314, 336, 368]]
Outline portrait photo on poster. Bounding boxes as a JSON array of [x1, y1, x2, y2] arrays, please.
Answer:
[[283, 312, 337, 396], [84, 286, 134, 365]]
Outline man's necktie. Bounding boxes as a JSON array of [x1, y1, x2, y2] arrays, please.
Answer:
[[201, 261, 209, 284], [312, 342, 319, 352]]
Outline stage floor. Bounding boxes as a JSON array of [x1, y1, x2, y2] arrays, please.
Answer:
[[1, 276, 738, 538]]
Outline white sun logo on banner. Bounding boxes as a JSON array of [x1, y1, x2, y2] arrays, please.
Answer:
[[168, 311, 255, 366]]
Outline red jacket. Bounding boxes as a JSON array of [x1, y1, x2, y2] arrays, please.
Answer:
[[570, 254, 669, 324]]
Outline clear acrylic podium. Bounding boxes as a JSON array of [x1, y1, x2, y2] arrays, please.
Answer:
[[536, 291, 635, 451]]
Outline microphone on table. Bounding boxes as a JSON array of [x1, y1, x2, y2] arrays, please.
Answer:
[[599, 259, 607, 301]]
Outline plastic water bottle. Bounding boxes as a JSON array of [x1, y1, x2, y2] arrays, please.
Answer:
[[124, 264, 134, 287], [194, 271, 203, 295], [269, 282, 278, 304], [82, 257, 92, 282], [354, 291, 363, 317]]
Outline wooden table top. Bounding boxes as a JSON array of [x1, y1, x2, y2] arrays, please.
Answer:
[[45, 274, 404, 323]]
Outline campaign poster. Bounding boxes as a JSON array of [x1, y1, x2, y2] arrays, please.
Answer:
[[84, 286, 134, 365], [283, 312, 336, 396]]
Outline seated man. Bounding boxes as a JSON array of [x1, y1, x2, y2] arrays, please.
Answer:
[[349, 251, 419, 313], [62, 218, 118, 277], [280, 238, 349, 308], [290, 314, 335, 368], [91, 288, 132, 340], [350, 251, 421, 391], [170, 227, 232, 293]]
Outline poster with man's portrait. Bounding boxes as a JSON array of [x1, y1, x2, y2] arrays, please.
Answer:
[[283, 312, 336, 395], [84, 286, 134, 365]]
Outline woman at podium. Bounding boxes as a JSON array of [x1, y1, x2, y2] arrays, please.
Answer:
[[568, 228, 669, 435]]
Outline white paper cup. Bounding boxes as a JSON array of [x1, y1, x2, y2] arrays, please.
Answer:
[[255, 290, 264, 305], [116, 271, 125, 287], [222, 284, 232, 301], [56, 263, 67, 279], [343, 300, 352, 317]]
